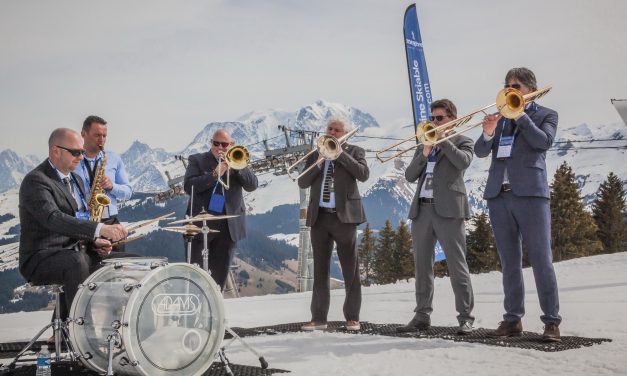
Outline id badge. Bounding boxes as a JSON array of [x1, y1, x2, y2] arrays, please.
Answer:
[[208, 193, 226, 214], [75, 211, 90, 221], [497, 136, 514, 159], [426, 161, 435, 174]]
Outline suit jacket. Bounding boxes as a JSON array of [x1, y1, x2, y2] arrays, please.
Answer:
[[19, 160, 99, 278], [405, 135, 473, 220], [474, 103, 558, 199], [183, 152, 258, 242], [298, 143, 369, 226]]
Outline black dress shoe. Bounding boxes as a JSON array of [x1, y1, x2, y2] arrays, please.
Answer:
[[396, 318, 430, 333]]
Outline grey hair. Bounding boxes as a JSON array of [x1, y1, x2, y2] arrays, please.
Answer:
[[48, 128, 78, 148], [327, 117, 353, 132], [505, 67, 537, 91]]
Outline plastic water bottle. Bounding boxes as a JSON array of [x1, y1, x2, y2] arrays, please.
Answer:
[[35, 344, 51, 376]]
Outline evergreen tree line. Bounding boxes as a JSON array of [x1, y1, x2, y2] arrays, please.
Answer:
[[358, 164, 626, 285]]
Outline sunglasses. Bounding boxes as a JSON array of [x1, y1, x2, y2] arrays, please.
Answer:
[[430, 115, 447, 122], [504, 83, 522, 89], [212, 140, 232, 148], [56, 145, 86, 157]]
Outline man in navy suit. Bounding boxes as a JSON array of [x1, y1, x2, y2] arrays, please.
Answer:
[[474, 67, 561, 342]]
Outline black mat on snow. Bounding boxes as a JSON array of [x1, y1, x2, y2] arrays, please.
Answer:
[[0, 362, 289, 376], [228, 321, 612, 352]]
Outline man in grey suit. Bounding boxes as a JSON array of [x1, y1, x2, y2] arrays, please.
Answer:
[[297, 118, 369, 332], [475, 67, 561, 342], [184, 128, 258, 290], [397, 99, 475, 335], [19, 128, 128, 320]]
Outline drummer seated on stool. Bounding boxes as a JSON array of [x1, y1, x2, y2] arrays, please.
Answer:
[[18, 128, 129, 332]]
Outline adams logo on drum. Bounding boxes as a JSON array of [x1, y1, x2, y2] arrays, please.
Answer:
[[151, 294, 202, 316]]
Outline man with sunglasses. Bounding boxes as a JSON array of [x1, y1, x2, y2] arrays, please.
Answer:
[[73, 115, 132, 253], [298, 118, 369, 332], [19, 128, 128, 322], [475, 67, 561, 342], [184, 128, 258, 289], [398, 99, 475, 335]]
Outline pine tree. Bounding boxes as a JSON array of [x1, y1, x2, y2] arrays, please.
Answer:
[[394, 220, 415, 280], [551, 162, 603, 261], [592, 172, 627, 253], [372, 220, 396, 284], [358, 223, 376, 286], [466, 212, 499, 273]]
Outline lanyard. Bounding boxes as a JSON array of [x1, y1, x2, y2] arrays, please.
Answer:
[[82, 152, 102, 188], [50, 161, 88, 210]]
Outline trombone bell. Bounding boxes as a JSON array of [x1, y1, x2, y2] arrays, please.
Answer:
[[416, 121, 439, 145], [317, 135, 342, 160], [496, 88, 525, 119], [225, 145, 250, 170]]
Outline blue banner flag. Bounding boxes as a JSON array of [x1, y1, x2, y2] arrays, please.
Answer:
[[403, 4, 433, 130]]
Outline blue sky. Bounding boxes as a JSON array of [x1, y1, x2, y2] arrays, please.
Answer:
[[1, 0, 625, 156]]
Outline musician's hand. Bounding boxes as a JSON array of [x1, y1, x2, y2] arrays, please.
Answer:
[[100, 224, 128, 242], [422, 144, 433, 157], [94, 238, 112, 257], [214, 161, 229, 177], [100, 175, 113, 190], [482, 114, 501, 137]]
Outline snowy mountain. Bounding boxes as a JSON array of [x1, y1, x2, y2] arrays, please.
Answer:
[[0, 100, 625, 227], [0, 150, 38, 193]]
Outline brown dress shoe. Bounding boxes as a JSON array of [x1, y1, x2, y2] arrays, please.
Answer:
[[488, 320, 523, 337], [542, 323, 561, 342]]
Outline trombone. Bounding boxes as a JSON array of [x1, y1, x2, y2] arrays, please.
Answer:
[[216, 145, 250, 190], [375, 86, 552, 163], [285, 127, 359, 181]]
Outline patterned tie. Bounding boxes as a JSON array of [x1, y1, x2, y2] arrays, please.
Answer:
[[322, 161, 334, 203], [62, 177, 74, 195]]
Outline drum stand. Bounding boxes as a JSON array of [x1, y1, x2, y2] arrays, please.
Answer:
[[217, 326, 268, 376], [4, 285, 77, 369]]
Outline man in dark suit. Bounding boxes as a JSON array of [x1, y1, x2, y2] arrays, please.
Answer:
[[184, 128, 258, 289], [398, 99, 475, 335], [474, 67, 561, 342], [19, 128, 128, 320], [297, 118, 369, 332]]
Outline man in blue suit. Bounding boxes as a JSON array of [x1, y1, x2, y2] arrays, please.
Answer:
[[474, 67, 561, 342]]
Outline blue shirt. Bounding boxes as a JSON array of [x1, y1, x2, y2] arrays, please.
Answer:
[[73, 150, 132, 218]]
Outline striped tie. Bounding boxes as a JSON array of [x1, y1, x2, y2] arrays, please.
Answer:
[[322, 161, 334, 203], [62, 177, 74, 195]]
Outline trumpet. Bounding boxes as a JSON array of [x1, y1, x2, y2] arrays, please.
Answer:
[[285, 127, 359, 181], [216, 145, 250, 190], [375, 86, 552, 163]]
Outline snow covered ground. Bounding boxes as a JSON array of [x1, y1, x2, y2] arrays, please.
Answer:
[[1, 252, 626, 375]]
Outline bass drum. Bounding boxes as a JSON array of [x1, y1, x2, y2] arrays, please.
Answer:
[[69, 258, 225, 376]]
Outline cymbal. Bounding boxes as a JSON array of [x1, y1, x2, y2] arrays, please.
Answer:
[[161, 225, 220, 234], [168, 213, 239, 225]]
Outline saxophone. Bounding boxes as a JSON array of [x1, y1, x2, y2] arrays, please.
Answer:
[[88, 146, 111, 222]]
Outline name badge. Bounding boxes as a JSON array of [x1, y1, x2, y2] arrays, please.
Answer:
[[426, 161, 435, 174], [75, 211, 90, 221], [497, 136, 514, 159]]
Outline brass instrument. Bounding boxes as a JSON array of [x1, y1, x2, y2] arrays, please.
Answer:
[[376, 86, 552, 163], [216, 145, 251, 190], [285, 127, 359, 181], [88, 146, 111, 221]]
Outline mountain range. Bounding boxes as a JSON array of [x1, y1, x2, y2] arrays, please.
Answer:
[[1, 99, 626, 232]]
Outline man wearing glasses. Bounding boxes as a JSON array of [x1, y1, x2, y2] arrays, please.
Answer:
[[183, 128, 258, 289], [19, 128, 128, 321], [475, 67, 561, 342], [73, 115, 132, 253], [398, 99, 475, 335]]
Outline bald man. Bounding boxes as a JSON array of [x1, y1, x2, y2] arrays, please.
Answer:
[[184, 128, 258, 289], [19, 128, 128, 320]]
